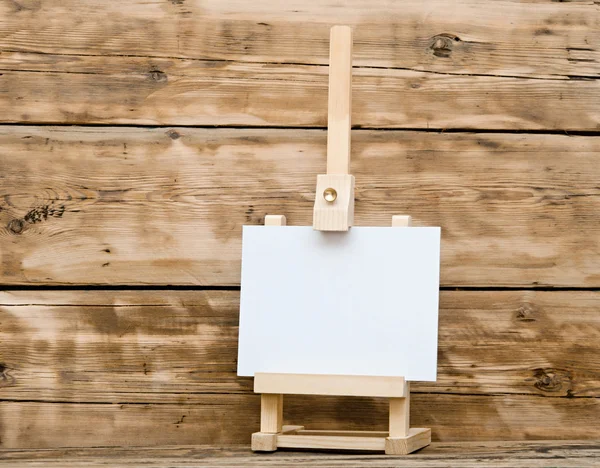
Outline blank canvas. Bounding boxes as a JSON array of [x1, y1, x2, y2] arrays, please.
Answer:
[[237, 226, 441, 381]]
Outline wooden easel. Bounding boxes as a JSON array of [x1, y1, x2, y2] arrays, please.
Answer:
[[251, 26, 431, 455]]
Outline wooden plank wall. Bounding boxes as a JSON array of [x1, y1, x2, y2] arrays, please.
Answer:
[[0, 0, 598, 448]]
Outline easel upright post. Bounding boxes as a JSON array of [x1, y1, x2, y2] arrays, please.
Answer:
[[313, 26, 355, 232], [326, 25, 352, 176]]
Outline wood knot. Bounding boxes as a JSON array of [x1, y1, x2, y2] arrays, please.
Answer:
[[167, 130, 180, 140], [516, 304, 536, 322], [533, 368, 568, 393], [7, 219, 24, 234], [0, 362, 15, 387], [148, 70, 168, 82], [429, 34, 460, 58], [246, 206, 259, 223]]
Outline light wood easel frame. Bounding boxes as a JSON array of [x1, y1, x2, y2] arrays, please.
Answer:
[[251, 26, 431, 455]]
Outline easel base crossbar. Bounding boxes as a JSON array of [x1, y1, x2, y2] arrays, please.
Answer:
[[252, 426, 431, 455]]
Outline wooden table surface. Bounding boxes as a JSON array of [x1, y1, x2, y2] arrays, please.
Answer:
[[1, 442, 599, 467]]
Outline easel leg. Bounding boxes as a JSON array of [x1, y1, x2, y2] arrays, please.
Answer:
[[385, 382, 431, 455], [261, 393, 283, 433], [252, 214, 286, 453], [389, 383, 410, 438], [252, 394, 283, 452], [386, 216, 431, 454]]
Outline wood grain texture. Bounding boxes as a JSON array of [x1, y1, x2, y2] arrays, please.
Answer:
[[0, 0, 598, 79], [1, 442, 598, 468], [251, 432, 277, 452], [1, 290, 597, 400], [1, 0, 599, 454], [0, 395, 599, 449], [254, 373, 407, 398], [0, 127, 598, 287], [260, 394, 283, 433], [0, 51, 598, 129], [385, 428, 431, 455], [0, 291, 250, 401], [0, 399, 259, 449], [1, 442, 599, 468], [326, 26, 353, 173], [0, 290, 598, 448], [276, 433, 386, 451], [389, 392, 410, 438], [313, 174, 355, 231]]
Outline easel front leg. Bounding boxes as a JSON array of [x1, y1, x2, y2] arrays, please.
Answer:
[[251, 394, 283, 452], [389, 382, 410, 438], [252, 214, 287, 452], [385, 382, 431, 455], [261, 393, 283, 433]]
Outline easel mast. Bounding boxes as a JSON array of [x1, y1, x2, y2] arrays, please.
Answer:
[[251, 26, 431, 455], [313, 25, 355, 232]]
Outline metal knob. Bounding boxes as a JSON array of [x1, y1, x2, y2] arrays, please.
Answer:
[[323, 187, 337, 202]]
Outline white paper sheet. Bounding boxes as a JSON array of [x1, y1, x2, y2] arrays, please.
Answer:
[[237, 226, 441, 381]]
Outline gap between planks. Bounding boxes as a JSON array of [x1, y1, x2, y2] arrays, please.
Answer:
[[1, 48, 597, 82], [1, 123, 599, 136], [1, 286, 598, 292]]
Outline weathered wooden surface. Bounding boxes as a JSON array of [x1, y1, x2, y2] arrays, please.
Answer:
[[1, 0, 599, 129], [1, 0, 598, 78], [1, 127, 598, 287], [1, 290, 598, 399], [0, 290, 598, 447], [1, 396, 599, 449], [0, 52, 598, 129], [1, 0, 599, 452], [1, 442, 599, 467]]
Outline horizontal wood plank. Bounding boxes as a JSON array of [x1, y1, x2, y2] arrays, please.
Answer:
[[1, 0, 598, 79], [0, 52, 598, 129], [0, 290, 598, 447], [0, 394, 598, 449], [1, 442, 599, 468], [0, 127, 598, 287], [0, 290, 598, 402]]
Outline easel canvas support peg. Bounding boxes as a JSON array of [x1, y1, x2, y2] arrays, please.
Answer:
[[250, 26, 432, 455]]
